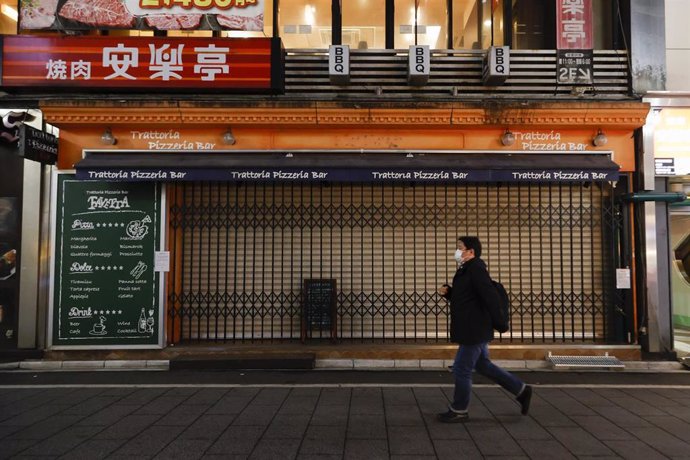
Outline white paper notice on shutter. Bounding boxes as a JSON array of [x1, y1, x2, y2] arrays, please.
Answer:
[[154, 251, 170, 272], [616, 268, 631, 289]]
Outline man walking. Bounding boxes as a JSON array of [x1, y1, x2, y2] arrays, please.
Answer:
[[437, 236, 532, 422]]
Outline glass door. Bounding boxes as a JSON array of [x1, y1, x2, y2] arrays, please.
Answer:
[[670, 207, 690, 356]]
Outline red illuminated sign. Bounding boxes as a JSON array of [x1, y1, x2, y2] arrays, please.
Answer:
[[556, 0, 593, 84], [556, 0, 593, 50], [0, 36, 282, 92]]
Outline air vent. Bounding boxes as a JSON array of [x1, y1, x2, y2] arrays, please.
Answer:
[[547, 352, 624, 369]]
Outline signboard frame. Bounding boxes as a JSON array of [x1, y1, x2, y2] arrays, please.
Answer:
[[329, 45, 350, 85], [556, 0, 593, 50], [75, 149, 621, 184], [483, 46, 510, 85], [0, 36, 284, 93], [18, 124, 58, 165], [655, 158, 676, 176], [408, 45, 430, 86], [301, 278, 337, 342], [76, 165, 619, 183], [649, 106, 690, 177], [48, 170, 166, 350], [556, 49, 593, 85], [556, 0, 593, 86]]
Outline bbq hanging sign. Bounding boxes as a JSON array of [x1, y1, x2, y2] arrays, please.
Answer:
[[0, 36, 283, 92], [19, 0, 264, 31]]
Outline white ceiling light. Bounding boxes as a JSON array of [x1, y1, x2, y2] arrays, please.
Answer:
[[2, 5, 18, 22], [304, 5, 315, 26]]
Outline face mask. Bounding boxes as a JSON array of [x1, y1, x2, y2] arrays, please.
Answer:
[[454, 249, 463, 263]]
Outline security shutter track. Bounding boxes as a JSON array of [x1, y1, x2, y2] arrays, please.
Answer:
[[168, 181, 615, 343]]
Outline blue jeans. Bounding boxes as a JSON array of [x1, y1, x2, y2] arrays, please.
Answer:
[[451, 342, 524, 411]]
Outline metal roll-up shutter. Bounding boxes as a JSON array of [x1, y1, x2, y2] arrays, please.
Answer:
[[169, 181, 613, 343]]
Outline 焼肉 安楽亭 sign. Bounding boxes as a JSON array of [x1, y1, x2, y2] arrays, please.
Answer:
[[51, 174, 162, 348]]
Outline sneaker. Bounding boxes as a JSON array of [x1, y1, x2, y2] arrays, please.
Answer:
[[437, 408, 469, 423], [517, 385, 533, 415]]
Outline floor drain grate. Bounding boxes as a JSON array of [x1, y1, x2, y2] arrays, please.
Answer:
[[547, 352, 625, 369]]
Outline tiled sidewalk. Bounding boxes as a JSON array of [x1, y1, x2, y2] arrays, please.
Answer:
[[1, 384, 690, 459]]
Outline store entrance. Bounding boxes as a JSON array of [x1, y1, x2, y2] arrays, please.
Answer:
[[167, 181, 620, 344], [670, 207, 690, 357]]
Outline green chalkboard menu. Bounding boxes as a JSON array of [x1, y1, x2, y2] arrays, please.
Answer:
[[50, 174, 162, 348], [301, 279, 337, 341]]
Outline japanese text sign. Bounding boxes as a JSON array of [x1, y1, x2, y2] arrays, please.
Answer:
[[557, 49, 593, 84], [556, 0, 593, 84], [556, 0, 593, 50], [0, 36, 282, 91]]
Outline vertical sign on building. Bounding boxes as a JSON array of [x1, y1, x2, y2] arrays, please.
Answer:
[[408, 45, 430, 86], [556, 0, 593, 85], [329, 45, 350, 85], [50, 174, 163, 348], [483, 46, 510, 85]]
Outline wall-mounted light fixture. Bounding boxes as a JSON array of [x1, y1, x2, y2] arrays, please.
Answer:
[[222, 128, 236, 145], [592, 129, 608, 147], [101, 127, 117, 145], [501, 130, 515, 146]]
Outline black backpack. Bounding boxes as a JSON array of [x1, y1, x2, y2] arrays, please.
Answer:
[[491, 280, 510, 333]]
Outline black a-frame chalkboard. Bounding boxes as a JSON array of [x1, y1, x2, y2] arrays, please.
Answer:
[[50, 173, 163, 348]]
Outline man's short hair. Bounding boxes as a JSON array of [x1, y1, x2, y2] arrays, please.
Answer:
[[458, 236, 482, 258]]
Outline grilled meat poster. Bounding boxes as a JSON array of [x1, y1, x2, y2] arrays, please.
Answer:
[[20, 0, 264, 31]]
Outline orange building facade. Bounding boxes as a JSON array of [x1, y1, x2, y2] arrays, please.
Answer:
[[41, 100, 648, 348]]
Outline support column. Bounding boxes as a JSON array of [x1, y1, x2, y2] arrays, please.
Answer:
[[18, 161, 42, 349]]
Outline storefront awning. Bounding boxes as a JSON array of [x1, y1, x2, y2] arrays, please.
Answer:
[[75, 152, 620, 183]]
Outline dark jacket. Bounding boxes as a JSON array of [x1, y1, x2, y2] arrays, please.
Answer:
[[445, 258, 502, 345]]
